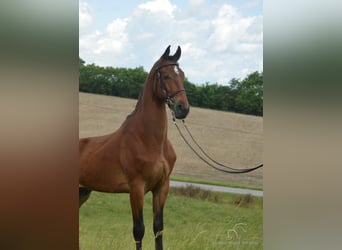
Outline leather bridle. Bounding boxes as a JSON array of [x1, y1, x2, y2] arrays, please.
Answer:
[[155, 63, 185, 109]]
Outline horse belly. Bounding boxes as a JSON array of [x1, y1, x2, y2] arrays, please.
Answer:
[[80, 160, 129, 193]]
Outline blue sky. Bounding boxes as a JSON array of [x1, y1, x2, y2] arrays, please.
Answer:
[[79, 0, 263, 85]]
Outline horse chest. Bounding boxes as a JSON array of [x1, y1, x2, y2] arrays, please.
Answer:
[[137, 153, 169, 179], [154, 155, 168, 174], [139, 155, 168, 191]]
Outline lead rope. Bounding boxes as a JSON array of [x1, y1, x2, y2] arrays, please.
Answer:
[[170, 111, 263, 174]]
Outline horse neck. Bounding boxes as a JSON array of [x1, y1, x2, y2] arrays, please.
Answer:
[[136, 74, 168, 145]]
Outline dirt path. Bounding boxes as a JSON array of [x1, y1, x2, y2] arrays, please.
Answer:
[[170, 180, 263, 197]]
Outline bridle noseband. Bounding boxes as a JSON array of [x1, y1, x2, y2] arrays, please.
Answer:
[[155, 63, 185, 109]]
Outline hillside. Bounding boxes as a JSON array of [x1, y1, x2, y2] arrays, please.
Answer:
[[79, 92, 263, 188]]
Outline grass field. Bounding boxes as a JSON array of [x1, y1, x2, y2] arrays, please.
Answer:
[[79, 92, 263, 189], [79, 187, 263, 250]]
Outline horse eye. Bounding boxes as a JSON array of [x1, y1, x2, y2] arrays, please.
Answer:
[[163, 75, 170, 80]]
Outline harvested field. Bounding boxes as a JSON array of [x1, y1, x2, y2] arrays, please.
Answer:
[[79, 92, 263, 188]]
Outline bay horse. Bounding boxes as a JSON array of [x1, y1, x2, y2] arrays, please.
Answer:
[[79, 45, 189, 250]]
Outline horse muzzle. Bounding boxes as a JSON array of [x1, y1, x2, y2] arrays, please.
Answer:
[[173, 100, 189, 119]]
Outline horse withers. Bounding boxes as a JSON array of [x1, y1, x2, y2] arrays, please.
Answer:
[[79, 45, 189, 250]]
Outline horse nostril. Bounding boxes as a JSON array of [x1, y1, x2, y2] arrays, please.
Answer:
[[173, 102, 189, 119]]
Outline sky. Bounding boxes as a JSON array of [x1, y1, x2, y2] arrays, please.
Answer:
[[79, 0, 263, 85]]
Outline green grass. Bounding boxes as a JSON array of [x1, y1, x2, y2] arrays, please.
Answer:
[[79, 188, 263, 250], [171, 175, 263, 191]]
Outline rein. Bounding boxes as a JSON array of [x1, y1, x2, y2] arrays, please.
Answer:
[[170, 112, 263, 174], [156, 63, 185, 108]]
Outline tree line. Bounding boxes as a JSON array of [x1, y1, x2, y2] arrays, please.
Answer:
[[79, 58, 263, 116]]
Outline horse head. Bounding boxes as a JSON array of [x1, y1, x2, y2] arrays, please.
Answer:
[[154, 45, 190, 119]]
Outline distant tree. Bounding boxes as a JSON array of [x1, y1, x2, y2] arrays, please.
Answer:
[[232, 71, 263, 116], [79, 58, 85, 67], [79, 60, 263, 116]]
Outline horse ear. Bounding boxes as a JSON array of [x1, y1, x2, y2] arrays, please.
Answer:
[[161, 45, 171, 60], [169, 46, 181, 61]]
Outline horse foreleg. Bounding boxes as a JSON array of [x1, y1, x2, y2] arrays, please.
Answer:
[[130, 186, 145, 250], [152, 180, 170, 250], [153, 207, 164, 250], [79, 187, 92, 208]]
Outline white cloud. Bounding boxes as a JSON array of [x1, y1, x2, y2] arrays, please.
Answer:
[[79, 1, 263, 85], [79, 1, 93, 32], [188, 0, 204, 6], [138, 0, 177, 17], [137, 32, 155, 40], [79, 30, 100, 51], [79, 1, 131, 66], [208, 4, 257, 53], [94, 18, 129, 54], [182, 42, 207, 59]]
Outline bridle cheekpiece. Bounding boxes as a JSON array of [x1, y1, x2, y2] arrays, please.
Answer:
[[155, 63, 185, 109]]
